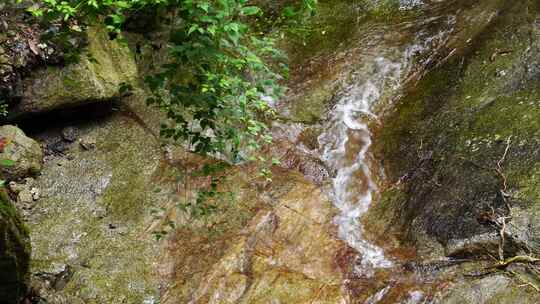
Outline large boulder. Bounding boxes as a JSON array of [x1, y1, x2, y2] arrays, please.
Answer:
[[0, 191, 31, 304], [0, 125, 43, 181], [370, 0, 540, 257], [10, 26, 137, 117], [367, 2, 540, 298]]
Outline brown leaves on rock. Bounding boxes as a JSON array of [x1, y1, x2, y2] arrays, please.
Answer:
[[489, 49, 513, 62], [0, 137, 7, 153], [28, 39, 40, 56]]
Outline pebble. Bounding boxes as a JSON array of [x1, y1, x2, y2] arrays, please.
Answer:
[[30, 187, 40, 201], [10, 178, 40, 203], [18, 189, 33, 205], [61, 126, 78, 143], [79, 136, 97, 150], [9, 177, 35, 194]]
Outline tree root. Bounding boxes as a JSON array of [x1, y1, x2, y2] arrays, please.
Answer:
[[507, 270, 540, 292], [490, 256, 540, 269], [466, 138, 540, 289]]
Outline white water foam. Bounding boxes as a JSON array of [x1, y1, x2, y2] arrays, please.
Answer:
[[399, 0, 425, 10], [318, 57, 403, 271], [315, 2, 460, 272]]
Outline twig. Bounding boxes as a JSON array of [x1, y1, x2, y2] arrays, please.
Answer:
[[310, 283, 329, 304], [495, 136, 512, 214], [501, 255, 540, 266], [498, 216, 507, 261], [488, 255, 540, 269], [508, 270, 540, 292], [491, 137, 513, 263], [518, 282, 540, 292]]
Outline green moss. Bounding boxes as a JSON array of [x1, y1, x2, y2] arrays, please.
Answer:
[[375, 57, 462, 176], [0, 191, 30, 304], [284, 0, 365, 63], [0, 191, 30, 244], [365, 0, 421, 22], [465, 90, 540, 139], [374, 0, 540, 253], [13, 25, 138, 116], [287, 82, 335, 123], [364, 187, 407, 247], [518, 164, 540, 206], [27, 96, 165, 303]]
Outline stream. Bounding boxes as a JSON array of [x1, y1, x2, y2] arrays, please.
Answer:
[[308, 0, 457, 279], [273, 0, 483, 300], [317, 55, 402, 271]]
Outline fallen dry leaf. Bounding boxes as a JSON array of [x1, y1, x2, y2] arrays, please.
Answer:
[[28, 39, 39, 55]]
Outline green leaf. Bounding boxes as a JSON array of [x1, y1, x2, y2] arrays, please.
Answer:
[[198, 2, 210, 12], [282, 6, 296, 18], [0, 159, 15, 167], [34, 0, 316, 213], [241, 6, 260, 16], [188, 24, 199, 35]]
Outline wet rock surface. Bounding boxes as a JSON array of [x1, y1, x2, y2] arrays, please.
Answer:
[[369, 0, 540, 301], [375, 0, 540, 254], [159, 167, 349, 303]]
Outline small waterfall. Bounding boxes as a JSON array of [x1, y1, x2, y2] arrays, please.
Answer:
[[318, 57, 403, 271], [315, 0, 458, 275]]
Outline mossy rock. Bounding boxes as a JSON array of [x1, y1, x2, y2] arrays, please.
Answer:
[[372, 1, 540, 259], [0, 190, 31, 304], [0, 125, 43, 181], [285, 82, 337, 124], [11, 26, 138, 117]]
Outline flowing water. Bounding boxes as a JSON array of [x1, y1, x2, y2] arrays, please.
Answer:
[[314, 1, 466, 280], [271, 1, 500, 301], [317, 56, 403, 271]]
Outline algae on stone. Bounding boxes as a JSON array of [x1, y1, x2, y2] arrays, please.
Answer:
[[0, 191, 31, 304], [12, 26, 138, 117], [369, 1, 540, 300], [26, 93, 168, 303]]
